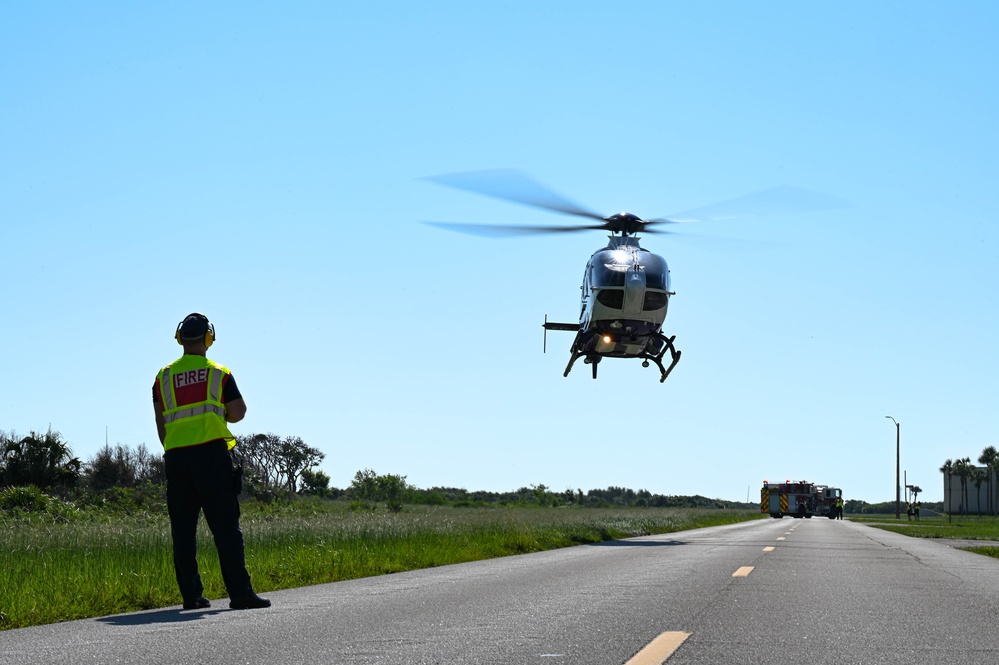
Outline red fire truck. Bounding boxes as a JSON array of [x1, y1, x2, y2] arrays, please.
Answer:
[[761, 480, 843, 519]]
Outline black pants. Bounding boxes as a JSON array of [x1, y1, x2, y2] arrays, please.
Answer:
[[165, 440, 253, 603]]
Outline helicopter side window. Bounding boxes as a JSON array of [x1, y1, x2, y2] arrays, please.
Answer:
[[596, 289, 624, 309], [643, 291, 668, 310]]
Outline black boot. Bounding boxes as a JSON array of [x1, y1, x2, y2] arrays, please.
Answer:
[[230, 593, 270, 610], [183, 596, 211, 610]]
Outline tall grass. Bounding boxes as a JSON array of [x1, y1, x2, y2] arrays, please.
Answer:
[[0, 513, 175, 628], [1, 504, 760, 630]]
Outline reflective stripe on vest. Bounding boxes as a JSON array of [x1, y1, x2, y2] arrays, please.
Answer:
[[162, 403, 227, 424], [158, 356, 235, 451]]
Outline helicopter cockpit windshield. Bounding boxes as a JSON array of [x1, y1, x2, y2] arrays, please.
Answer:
[[587, 250, 670, 313], [589, 249, 669, 290], [589, 248, 671, 312]]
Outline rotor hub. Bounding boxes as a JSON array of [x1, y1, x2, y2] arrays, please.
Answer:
[[603, 212, 646, 235]]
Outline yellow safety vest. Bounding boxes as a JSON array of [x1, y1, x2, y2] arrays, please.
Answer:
[[157, 355, 236, 451]]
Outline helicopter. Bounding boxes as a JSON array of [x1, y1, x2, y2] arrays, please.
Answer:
[[425, 169, 846, 383]]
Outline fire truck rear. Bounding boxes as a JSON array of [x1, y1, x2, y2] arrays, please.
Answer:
[[760, 480, 843, 519]]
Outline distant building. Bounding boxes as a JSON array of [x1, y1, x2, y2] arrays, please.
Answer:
[[942, 466, 998, 514]]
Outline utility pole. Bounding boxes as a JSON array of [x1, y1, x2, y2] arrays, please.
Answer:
[[886, 416, 900, 519]]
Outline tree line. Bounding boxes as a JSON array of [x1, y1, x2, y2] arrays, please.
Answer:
[[8, 428, 933, 514], [1, 429, 766, 514], [0, 428, 328, 510]]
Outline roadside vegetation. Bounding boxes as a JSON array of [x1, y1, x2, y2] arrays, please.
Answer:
[[845, 447, 999, 562], [852, 514, 999, 563], [1, 428, 761, 631], [853, 513, 999, 540]]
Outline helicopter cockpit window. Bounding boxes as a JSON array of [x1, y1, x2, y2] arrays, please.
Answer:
[[590, 262, 628, 287], [642, 254, 670, 291], [590, 249, 670, 290]]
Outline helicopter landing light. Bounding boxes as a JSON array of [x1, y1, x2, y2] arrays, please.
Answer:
[[596, 334, 617, 353]]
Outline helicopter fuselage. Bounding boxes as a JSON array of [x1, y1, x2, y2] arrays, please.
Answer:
[[580, 235, 670, 343], [544, 234, 681, 381]]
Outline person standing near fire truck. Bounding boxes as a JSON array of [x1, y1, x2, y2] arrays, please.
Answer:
[[153, 313, 270, 611]]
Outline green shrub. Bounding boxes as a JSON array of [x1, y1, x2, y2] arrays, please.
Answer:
[[0, 485, 51, 511], [0, 485, 80, 522]]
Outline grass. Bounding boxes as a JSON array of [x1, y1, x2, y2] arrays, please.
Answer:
[[850, 513, 999, 539], [853, 513, 999, 561], [0, 503, 763, 631]]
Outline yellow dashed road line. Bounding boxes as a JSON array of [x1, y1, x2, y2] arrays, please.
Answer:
[[625, 631, 692, 665], [625, 530, 782, 663]]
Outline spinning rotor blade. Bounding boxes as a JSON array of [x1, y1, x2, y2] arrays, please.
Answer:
[[423, 220, 695, 238], [658, 185, 851, 224], [426, 169, 606, 222], [424, 170, 850, 238], [422, 221, 606, 237]]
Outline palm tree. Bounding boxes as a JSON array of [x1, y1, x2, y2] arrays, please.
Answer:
[[973, 467, 987, 516], [1, 428, 81, 493], [989, 455, 999, 518], [954, 457, 972, 515], [979, 446, 998, 515], [940, 459, 953, 516]]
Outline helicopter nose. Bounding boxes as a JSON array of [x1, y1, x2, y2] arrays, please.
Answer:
[[622, 269, 646, 314]]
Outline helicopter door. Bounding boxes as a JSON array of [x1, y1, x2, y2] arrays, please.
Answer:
[[580, 263, 592, 320]]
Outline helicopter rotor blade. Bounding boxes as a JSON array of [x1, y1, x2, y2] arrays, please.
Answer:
[[661, 185, 851, 223], [643, 217, 690, 227], [423, 220, 702, 238], [422, 221, 606, 238], [425, 169, 607, 222]]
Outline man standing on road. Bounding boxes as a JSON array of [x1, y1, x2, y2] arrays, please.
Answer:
[[153, 313, 270, 611]]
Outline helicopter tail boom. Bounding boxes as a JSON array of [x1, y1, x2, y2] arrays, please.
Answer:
[[542, 316, 580, 353]]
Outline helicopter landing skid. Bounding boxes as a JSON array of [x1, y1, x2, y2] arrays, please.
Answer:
[[560, 332, 681, 382], [643, 334, 681, 383]]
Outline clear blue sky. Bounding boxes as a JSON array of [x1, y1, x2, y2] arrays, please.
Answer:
[[3, 2, 997, 503]]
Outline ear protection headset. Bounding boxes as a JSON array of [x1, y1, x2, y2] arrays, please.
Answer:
[[175, 313, 215, 348]]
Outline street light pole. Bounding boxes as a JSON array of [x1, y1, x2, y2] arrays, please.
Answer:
[[886, 416, 900, 519]]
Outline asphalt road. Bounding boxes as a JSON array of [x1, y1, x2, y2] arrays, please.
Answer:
[[3, 518, 999, 664]]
